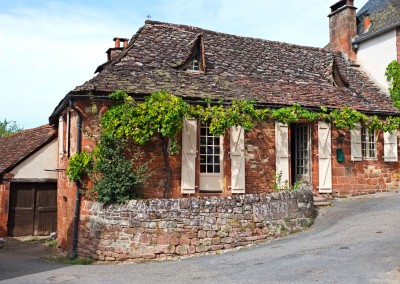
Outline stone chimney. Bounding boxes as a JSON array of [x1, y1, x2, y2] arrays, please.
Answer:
[[328, 0, 357, 61], [106, 37, 129, 62]]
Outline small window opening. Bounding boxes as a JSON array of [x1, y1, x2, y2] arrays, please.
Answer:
[[199, 122, 221, 174], [362, 128, 376, 159], [187, 59, 200, 71]]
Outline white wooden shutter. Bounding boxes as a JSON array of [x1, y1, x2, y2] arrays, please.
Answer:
[[230, 125, 245, 193], [318, 121, 332, 193], [58, 116, 64, 156], [384, 130, 398, 162], [275, 122, 289, 188], [350, 122, 362, 161], [181, 118, 197, 194]]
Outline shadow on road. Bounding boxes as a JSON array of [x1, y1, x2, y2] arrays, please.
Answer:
[[0, 236, 68, 281]]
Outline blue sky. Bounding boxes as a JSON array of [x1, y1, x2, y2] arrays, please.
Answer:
[[0, 0, 368, 129]]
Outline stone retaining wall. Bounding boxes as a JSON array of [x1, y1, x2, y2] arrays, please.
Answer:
[[78, 187, 314, 261]]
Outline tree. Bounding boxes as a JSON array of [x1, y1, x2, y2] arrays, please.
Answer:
[[0, 119, 23, 138], [385, 60, 400, 108]]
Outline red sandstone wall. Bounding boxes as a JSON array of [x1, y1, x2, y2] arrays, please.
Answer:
[[0, 181, 10, 237], [397, 27, 400, 62], [329, 127, 400, 195]]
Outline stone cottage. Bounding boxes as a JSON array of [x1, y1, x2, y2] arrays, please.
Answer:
[[50, 15, 400, 251]]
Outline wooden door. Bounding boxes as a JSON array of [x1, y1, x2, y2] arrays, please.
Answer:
[[8, 182, 57, 236], [34, 183, 57, 235], [8, 183, 35, 236]]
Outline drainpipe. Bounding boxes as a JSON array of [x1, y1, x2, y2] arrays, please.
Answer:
[[69, 99, 82, 260]]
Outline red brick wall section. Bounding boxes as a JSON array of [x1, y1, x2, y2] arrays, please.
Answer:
[[329, 127, 400, 196], [0, 180, 10, 237], [329, 4, 357, 60], [57, 100, 105, 253], [245, 122, 276, 194], [397, 27, 400, 62]]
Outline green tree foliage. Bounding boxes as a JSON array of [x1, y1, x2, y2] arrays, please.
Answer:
[[66, 151, 93, 182], [91, 133, 148, 204], [385, 60, 400, 108], [0, 119, 23, 138], [102, 90, 191, 198]]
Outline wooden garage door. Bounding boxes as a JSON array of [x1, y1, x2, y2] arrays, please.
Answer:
[[8, 182, 57, 237]]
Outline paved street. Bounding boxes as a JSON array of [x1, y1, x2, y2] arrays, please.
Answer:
[[1, 191, 400, 283]]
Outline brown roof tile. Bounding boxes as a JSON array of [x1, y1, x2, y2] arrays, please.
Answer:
[[71, 20, 398, 114], [0, 125, 56, 175]]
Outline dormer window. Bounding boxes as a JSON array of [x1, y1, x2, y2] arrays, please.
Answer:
[[187, 59, 200, 71], [328, 59, 350, 88], [175, 34, 206, 73]]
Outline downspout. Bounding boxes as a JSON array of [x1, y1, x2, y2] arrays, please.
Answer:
[[69, 99, 82, 260]]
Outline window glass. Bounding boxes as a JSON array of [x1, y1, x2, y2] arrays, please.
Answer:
[[200, 122, 221, 173], [361, 128, 376, 159]]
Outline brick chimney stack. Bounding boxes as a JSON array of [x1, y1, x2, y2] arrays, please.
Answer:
[[106, 37, 129, 62], [328, 0, 357, 61], [363, 14, 371, 31]]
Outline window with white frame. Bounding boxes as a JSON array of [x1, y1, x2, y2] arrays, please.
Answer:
[[187, 59, 200, 71], [199, 123, 221, 174], [361, 128, 376, 159]]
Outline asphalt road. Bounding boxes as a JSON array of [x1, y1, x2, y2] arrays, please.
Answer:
[[1, 191, 400, 283]]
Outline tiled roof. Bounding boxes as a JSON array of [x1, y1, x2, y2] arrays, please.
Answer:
[[70, 20, 398, 114], [0, 125, 56, 175], [355, 0, 400, 42]]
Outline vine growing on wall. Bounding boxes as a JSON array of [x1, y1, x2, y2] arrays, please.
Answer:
[[386, 60, 400, 108], [101, 90, 191, 199], [67, 89, 400, 203]]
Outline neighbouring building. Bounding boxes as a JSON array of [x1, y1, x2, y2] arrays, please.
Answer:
[[328, 0, 400, 90], [0, 125, 58, 237], [50, 16, 400, 251]]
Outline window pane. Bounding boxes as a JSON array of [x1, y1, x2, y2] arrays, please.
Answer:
[[207, 137, 213, 145], [200, 165, 206, 173], [200, 137, 206, 145], [200, 146, 206, 154], [207, 165, 213, 173], [207, 146, 214, 154], [214, 155, 220, 164], [214, 147, 220, 154], [214, 165, 220, 173], [200, 155, 206, 163], [214, 137, 220, 144], [207, 155, 213, 163], [200, 127, 206, 136]]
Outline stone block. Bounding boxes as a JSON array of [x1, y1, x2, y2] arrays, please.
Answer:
[[179, 236, 191, 245], [196, 245, 209, 253], [175, 245, 189, 255]]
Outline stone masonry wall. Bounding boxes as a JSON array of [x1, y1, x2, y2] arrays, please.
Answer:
[[78, 187, 313, 261]]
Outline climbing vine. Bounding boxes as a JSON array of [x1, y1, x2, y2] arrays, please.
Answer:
[[67, 89, 400, 203], [101, 90, 190, 198], [386, 60, 400, 109], [66, 151, 93, 182]]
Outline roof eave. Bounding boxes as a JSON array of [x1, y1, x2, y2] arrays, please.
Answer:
[[0, 132, 57, 176], [353, 22, 400, 44]]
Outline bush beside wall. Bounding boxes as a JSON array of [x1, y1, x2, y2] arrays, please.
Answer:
[[79, 186, 314, 261]]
